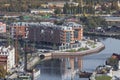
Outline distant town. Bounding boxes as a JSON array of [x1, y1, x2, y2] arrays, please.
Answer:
[[0, 0, 120, 80]]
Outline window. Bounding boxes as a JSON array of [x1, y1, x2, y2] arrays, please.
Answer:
[[74, 30, 78, 38], [66, 32, 71, 43], [41, 29, 44, 33]]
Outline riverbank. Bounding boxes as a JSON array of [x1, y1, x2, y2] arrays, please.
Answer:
[[84, 32, 120, 39], [27, 56, 40, 70], [36, 37, 120, 80], [27, 41, 105, 70], [52, 42, 105, 57], [90, 53, 120, 80], [27, 54, 52, 70]]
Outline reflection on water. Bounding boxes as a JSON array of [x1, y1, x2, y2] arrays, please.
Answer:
[[36, 57, 83, 80], [37, 38, 120, 80]]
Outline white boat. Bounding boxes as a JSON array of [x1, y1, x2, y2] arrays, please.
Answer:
[[33, 69, 40, 80]]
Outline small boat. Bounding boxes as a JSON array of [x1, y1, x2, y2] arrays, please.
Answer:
[[79, 71, 92, 78]]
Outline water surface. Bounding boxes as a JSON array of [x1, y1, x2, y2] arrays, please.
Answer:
[[36, 38, 120, 80]]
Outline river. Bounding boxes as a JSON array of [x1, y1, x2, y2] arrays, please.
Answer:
[[36, 38, 120, 80]]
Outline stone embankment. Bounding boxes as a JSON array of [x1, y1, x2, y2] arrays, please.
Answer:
[[27, 53, 52, 69], [27, 56, 40, 69], [52, 42, 105, 57], [27, 42, 105, 69]]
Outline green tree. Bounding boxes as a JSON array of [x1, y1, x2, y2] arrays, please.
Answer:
[[53, 44, 57, 50], [54, 8, 61, 14], [63, 3, 70, 14], [106, 57, 119, 70], [0, 65, 6, 78], [111, 1, 119, 11]]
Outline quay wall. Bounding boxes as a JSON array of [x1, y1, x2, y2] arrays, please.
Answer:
[[27, 42, 105, 69], [27, 56, 40, 70], [51, 42, 105, 57], [27, 53, 52, 70]]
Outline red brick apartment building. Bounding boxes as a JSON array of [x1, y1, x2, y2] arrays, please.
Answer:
[[28, 22, 83, 46], [10, 22, 83, 50], [10, 22, 29, 39]]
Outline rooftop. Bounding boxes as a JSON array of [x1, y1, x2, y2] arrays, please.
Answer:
[[30, 8, 53, 11], [0, 45, 14, 56], [105, 17, 120, 21], [29, 22, 82, 30], [11, 22, 83, 30]]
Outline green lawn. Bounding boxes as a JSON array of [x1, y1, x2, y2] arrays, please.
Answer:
[[78, 47, 89, 51], [66, 49, 76, 52], [66, 47, 89, 52], [95, 75, 112, 80]]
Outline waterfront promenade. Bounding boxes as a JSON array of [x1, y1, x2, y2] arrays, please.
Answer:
[[52, 42, 105, 57], [27, 41, 105, 69]]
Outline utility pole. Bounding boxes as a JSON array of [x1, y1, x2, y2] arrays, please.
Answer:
[[15, 26, 19, 66], [24, 39, 28, 72], [24, 39, 35, 80]]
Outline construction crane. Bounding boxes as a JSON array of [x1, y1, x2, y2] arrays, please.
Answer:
[[8, 24, 19, 66], [14, 26, 19, 66]]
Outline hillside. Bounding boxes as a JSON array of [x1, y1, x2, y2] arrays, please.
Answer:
[[0, 0, 116, 12]]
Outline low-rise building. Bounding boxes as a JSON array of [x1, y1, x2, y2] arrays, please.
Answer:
[[30, 9, 54, 14], [0, 22, 6, 33], [48, 1, 66, 8], [0, 45, 15, 72], [47, 1, 79, 8], [10, 22, 29, 39]]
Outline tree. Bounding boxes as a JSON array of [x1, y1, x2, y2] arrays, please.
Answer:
[[54, 8, 62, 14], [0, 65, 6, 78], [63, 3, 70, 14], [106, 57, 119, 70], [111, 1, 119, 11], [53, 43, 57, 50]]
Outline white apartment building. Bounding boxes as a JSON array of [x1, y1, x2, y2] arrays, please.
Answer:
[[0, 45, 15, 72], [30, 9, 54, 14]]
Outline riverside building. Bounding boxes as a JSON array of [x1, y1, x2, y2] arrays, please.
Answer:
[[10, 22, 29, 39], [28, 22, 83, 50], [0, 45, 15, 72], [0, 22, 6, 33], [10, 22, 83, 50]]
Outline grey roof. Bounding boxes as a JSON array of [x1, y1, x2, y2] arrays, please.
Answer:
[[11, 22, 82, 30], [105, 17, 120, 21]]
